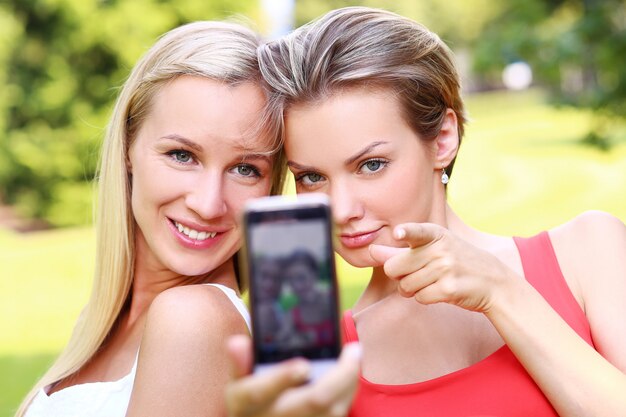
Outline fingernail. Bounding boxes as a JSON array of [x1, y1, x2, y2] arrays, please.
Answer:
[[395, 228, 406, 239]]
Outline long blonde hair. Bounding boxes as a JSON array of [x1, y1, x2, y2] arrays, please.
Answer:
[[16, 20, 285, 416], [258, 6, 467, 177]]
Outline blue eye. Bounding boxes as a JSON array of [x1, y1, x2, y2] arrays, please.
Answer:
[[304, 173, 323, 183], [236, 164, 260, 177], [293, 171, 326, 188], [296, 172, 325, 187], [360, 159, 387, 174], [168, 150, 193, 164]]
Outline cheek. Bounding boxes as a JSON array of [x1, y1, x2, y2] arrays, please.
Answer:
[[383, 166, 433, 223], [130, 171, 148, 220], [131, 166, 177, 209], [226, 178, 272, 216]]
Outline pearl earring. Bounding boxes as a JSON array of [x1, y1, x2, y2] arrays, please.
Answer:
[[441, 165, 449, 185]]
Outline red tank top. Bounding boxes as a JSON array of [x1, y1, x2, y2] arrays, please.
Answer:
[[341, 231, 594, 417]]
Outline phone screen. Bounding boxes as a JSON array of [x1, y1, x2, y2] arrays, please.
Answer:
[[245, 200, 341, 365]]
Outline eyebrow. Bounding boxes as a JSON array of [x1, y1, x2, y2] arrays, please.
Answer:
[[160, 134, 273, 165], [159, 134, 203, 153], [344, 141, 389, 166], [287, 160, 314, 171], [287, 140, 389, 172], [238, 152, 273, 165]]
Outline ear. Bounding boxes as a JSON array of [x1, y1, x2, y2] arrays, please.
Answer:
[[434, 109, 459, 169]]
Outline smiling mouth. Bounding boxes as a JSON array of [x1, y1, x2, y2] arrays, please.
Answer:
[[172, 220, 217, 241]]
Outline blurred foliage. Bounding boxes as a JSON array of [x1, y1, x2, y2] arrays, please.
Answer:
[[294, 0, 503, 46], [473, 0, 626, 148], [0, 0, 258, 227]]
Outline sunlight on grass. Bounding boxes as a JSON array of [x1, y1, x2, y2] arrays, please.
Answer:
[[449, 89, 626, 236], [0, 227, 94, 355]]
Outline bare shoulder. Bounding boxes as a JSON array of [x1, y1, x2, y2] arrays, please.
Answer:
[[145, 284, 248, 339], [550, 211, 626, 369], [550, 210, 626, 259], [126, 284, 248, 416], [139, 283, 249, 368]]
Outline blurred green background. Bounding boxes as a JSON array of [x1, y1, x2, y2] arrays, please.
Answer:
[[1, 0, 625, 416]]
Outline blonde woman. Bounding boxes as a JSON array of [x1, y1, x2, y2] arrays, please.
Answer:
[[227, 6, 626, 417], [17, 21, 287, 417]]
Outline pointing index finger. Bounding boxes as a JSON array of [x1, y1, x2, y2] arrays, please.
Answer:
[[394, 223, 444, 249]]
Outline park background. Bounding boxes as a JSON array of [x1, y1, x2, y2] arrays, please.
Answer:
[[1, 0, 625, 415]]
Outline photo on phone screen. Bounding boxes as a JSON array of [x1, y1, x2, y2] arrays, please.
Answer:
[[242, 194, 341, 375]]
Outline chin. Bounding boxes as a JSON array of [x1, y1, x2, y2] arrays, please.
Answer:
[[165, 253, 221, 277], [338, 249, 381, 269], [169, 262, 214, 277]]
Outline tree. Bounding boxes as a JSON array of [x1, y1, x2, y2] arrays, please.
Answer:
[[473, 0, 626, 149], [0, 0, 257, 227]]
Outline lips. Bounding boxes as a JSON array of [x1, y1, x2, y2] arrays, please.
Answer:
[[173, 220, 217, 241], [339, 226, 382, 249], [168, 218, 227, 249]]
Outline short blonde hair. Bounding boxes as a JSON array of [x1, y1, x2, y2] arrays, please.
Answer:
[[16, 20, 284, 417], [259, 6, 467, 176]]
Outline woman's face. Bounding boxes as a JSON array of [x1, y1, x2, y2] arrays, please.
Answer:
[[284, 88, 440, 268], [286, 261, 317, 298], [128, 76, 273, 277]]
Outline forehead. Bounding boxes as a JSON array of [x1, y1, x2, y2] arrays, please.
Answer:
[[145, 76, 274, 151], [283, 87, 415, 157]]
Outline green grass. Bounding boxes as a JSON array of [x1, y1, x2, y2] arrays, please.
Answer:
[[0, 227, 94, 416], [2, 88, 625, 416], [0, 354, 56, 416]]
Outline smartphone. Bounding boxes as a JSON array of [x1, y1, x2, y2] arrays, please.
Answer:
[[241, 193, 341, 380]]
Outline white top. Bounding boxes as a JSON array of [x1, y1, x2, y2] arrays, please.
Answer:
[[25, 283, 250, 417]]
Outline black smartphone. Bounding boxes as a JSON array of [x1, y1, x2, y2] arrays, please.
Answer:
[[241, 193, 341, 380]]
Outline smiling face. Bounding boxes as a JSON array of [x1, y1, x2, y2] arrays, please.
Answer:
[[286, 258, 318, 299], [128, 76, 273, 278], [284, 88, 450, 267]]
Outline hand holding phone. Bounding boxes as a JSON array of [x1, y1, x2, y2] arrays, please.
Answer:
[[226, 335, 361, 417], [242, 194, 341, 380]]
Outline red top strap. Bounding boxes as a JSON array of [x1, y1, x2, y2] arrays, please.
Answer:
[[513, 231, 593, 344]]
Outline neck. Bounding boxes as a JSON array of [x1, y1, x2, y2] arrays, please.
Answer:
[[353, 265, 397, 312], [128, 245, 239, 325], [445, 204, 507, 248]]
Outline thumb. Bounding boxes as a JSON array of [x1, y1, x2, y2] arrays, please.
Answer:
[[369, 244, 408, 265], [227, 334, 253, 379]]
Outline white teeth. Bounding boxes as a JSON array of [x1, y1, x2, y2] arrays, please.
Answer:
[[174, 221, 216, 241]]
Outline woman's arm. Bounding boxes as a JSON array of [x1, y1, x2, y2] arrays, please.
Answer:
[[125, 284, 249, 417], [553, 211, 626, 373], [490, 211, 626, 417], [370, 213, 626, 416]]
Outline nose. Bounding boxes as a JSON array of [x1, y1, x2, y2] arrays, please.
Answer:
[[185, 170, 228, 220], [329, 181, 364, 226]]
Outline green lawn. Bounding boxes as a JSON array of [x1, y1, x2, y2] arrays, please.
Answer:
[[2, 88, 625, 416]]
